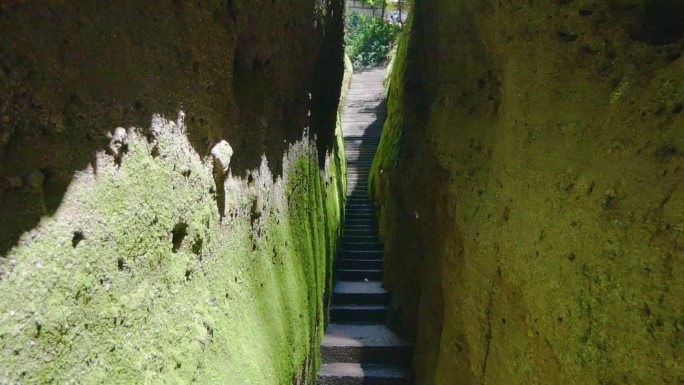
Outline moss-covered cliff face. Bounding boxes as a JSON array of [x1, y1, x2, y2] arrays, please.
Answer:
[[371, 1, 683, 384], [0, 1, 345, 384]]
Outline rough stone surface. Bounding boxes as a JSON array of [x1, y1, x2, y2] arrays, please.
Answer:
[[0, 0, 345, 255], [0, 1, 346, 384], [371, 2, 683, 385], [318, 363, 410, 384], [211, 140, 234, 173], [323, 324, 409, 348]]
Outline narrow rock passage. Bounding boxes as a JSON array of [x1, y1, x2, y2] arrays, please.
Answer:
[[318, 69, 413, 385]]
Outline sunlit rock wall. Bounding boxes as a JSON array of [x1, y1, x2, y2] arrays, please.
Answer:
[[0, 1, 345, 384], [371, 1, 683, 384]]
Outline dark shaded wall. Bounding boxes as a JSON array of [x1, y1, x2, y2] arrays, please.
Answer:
[[0, 1, 346, 384], [371, 1, 683, 384], [0, 0, 344, 253]]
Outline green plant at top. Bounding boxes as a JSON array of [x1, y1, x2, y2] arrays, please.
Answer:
[[345, 12, 401, 69]]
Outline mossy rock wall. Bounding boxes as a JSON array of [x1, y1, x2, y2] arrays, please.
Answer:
[[0, 2, 346, 384], [371, 1, 683, 384]]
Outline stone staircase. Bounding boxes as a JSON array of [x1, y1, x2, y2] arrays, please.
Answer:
[[318, 69, 413, 385]]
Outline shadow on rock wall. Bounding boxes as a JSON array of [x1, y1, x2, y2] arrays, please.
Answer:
[[371, 1, 683, 384], [0, 1, 344, 256]]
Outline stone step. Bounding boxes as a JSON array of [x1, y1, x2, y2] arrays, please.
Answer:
[[340, 248, 382, 255], [343, 230, 379, 238], [346, 200, 372, 205], [318, 363, 411, 385], [330, 305, 388, 324], [345, 209, 374, 214], [343, 125, 383, 129], [345, 197, 372, 202], [333, 280, 389, 298], [344, 143, 381, 148], [346, 202, 372, 207], [337, 269, 383, 281], [321, 324, 410, 365], [346, 194, 370, 198], [342, 236, 380, 244], [344, 136, 381, 140], [343, 126, 382, 130], [345, 207, 374, 213], [343, 221, 376, 227], [345, 202, 372, 208], [345, 206, 374, 212], [345, 208, 375, 216], [345, 206, 373, 211], [344, 215, 375, 220], [323, 67, 411, 385], [345, 214, 376, 222], [343, 218, 375, 224], [344, 205, 374, 210], [343, 230, 378, 239], [345, 142, 380, 147], [345, 221, 378, 228], [337, 259, 383, 270], [346, 148, 379, 153], [342, 242, 381, 250], [341, 242, 382, 252], [341, 250, 383, 259], [332, 280, 388, 305]]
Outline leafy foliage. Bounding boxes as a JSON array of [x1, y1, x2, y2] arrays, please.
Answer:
[[345, 13, 401, 69]]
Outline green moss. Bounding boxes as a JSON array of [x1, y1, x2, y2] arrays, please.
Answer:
[[370, 22, 411, 199], [0, 116, 345, 384]]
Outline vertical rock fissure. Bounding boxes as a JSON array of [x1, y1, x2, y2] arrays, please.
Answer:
[[317, 68, 414, 384]]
